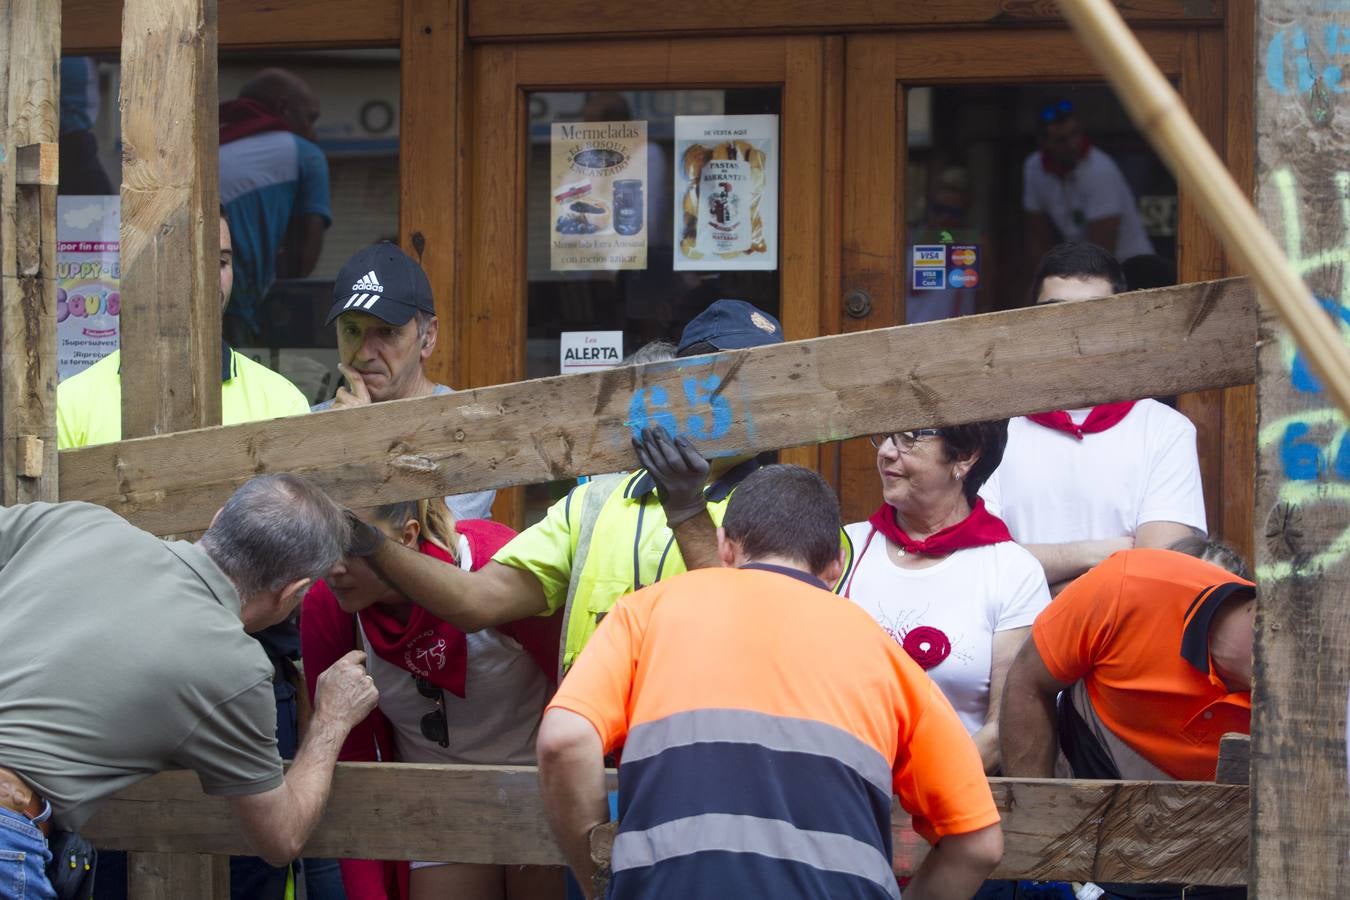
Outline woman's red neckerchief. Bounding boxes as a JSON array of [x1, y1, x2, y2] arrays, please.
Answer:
[[1026, 401, 1136, 440], [864, 497, 1012, 557]]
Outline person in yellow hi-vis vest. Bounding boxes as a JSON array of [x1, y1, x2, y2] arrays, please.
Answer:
[[345, 300, 814, 679]]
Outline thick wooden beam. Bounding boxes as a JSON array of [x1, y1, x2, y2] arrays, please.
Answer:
[[468, 0, 1222, 41], [118, 0, 222, 440], [58, 278, 1258, 535], [62, 0, 401, 54], [1251, 1, 1350, 892], [0, 0, 60, 505], [85, 766, 1247, 885]]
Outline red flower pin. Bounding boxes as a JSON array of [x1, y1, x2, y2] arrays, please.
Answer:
[[902, 626, 951, 670]]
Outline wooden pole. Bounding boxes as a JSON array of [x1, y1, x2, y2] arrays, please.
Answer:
[[119, 0, 222, 891], [1055, 0, 1350, 423], [0, 0, 60, 505], [118, 0, 222, 440], [1248, 1, 1350, 895]]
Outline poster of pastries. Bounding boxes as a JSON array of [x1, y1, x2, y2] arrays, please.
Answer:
[[673, 114, 778, 271], [550, 120, 648, 271]]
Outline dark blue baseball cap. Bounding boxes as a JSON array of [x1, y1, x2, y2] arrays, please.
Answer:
[[677, 300, 783, 354], [326, 242, 435, 326]]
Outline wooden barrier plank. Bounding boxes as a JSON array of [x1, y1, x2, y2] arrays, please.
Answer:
[[57, 278, 1259, 536], [128, 852, 228, 900], [1250, 2, 1350, 892], [85, 767, 1247, 884], [118, 0, 222, 440], [0, 0, 60, 505]]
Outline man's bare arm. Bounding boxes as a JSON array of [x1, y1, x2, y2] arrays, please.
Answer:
[[999, 638, 1072, 777], [1135, 520, 1199, 549], [903, 823, 1003, 900], [228, 651, 378, 866], [1022, 536, 1132, 586], [670, 511, 721, 570], [537, 709, 610, 899], [367, 542, 549, 632]]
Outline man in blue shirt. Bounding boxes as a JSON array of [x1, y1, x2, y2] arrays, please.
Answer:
[[219, 68, 332, 345]]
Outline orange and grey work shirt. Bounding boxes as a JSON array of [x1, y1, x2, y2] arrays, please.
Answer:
[[549, 564, 999, 899], [1032, 548, 1254, 782]]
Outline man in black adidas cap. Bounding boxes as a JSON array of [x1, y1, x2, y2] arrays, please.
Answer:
[[315, 242, 495, 520]]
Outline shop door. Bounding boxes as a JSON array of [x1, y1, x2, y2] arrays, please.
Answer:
[[834, 27, 1244, 547], [464, 37, 832, 525]]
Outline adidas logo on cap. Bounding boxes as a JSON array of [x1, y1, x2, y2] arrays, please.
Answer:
[[342, 270, 384, 311]]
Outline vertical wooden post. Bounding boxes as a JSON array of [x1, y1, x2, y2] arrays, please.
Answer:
[[120, 0, 223, 890], [402, 0, 466, 392], [0, 0, 60, 505], [118, 0, 222, 439], [1252, 0, 1350, 893]]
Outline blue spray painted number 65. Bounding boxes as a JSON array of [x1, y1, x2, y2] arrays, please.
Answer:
[[629, 375, 733, 442]]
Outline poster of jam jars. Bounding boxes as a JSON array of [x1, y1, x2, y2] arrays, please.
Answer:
[[673, 114, 778, 271], [55, 196, 121, 381], [550, 120, 648, 271]]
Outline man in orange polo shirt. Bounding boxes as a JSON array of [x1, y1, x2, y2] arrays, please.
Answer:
[[1001, 547, 1252, 899], [537, 465, 1002, 900]]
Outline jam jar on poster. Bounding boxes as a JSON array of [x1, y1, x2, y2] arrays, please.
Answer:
[[56, 196, 121, 381], [673, 114, 778, 271], [550, 120, 648, 271]]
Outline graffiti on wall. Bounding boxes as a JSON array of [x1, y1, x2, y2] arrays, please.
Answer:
[[1258, 167, 1350, 581]]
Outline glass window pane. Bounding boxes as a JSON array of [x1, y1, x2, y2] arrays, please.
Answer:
[[903, 83, 1176, 324], [523, 88, 783, 523]]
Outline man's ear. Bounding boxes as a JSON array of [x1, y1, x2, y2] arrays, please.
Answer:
[[278, 577, 314, 616], [819, 546, 846, 590], [420, 316, 439, 359], [716, 528, 738, 569], [208, 507, 223, 529]]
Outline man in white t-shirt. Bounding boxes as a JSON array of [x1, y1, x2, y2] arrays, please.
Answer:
[[1022, 99, 1154, 265], [981, 242, 1206, 591]]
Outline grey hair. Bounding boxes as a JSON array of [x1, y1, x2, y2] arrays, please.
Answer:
[[1169, 534, 1252, 581], [414, 310, 434, 341], [622, 340, 676, 366], [200, 474, 350, 597]]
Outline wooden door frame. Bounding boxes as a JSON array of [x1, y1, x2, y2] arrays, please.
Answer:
[[834, 23, 1255, 558], [463, 36, 831, 523]]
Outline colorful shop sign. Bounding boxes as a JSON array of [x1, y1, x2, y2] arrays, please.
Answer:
[[550, 120, 648, 271], [56, 196, 121, 381], [673, 114, 779, 271]]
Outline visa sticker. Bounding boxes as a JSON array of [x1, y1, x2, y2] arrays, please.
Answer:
[[912, 244, 946, 268], [913, 268, 946, 290]]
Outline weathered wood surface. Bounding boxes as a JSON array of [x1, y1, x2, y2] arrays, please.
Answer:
[[127, 852, 228, 900], [468, 0, 1221, 41], [62, 0, 400, 54], [59, 278, 1258, 536], [0, 0, 60, 505], [1250, 0, 1350, 893], [85, 764, 617, 865], [1216, 733, 1251, 785], [592, 778, 1248, 886], [119, 0, 222, 440], [87, 766, 1246, 884]]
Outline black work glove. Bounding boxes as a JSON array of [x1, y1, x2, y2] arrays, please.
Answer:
[[632, 425, 711, 526], [344, 509, 385, 557]]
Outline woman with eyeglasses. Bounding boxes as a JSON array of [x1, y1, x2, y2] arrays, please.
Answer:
[[300, 498, 563, 900], [841, 421, 1050, 774]]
